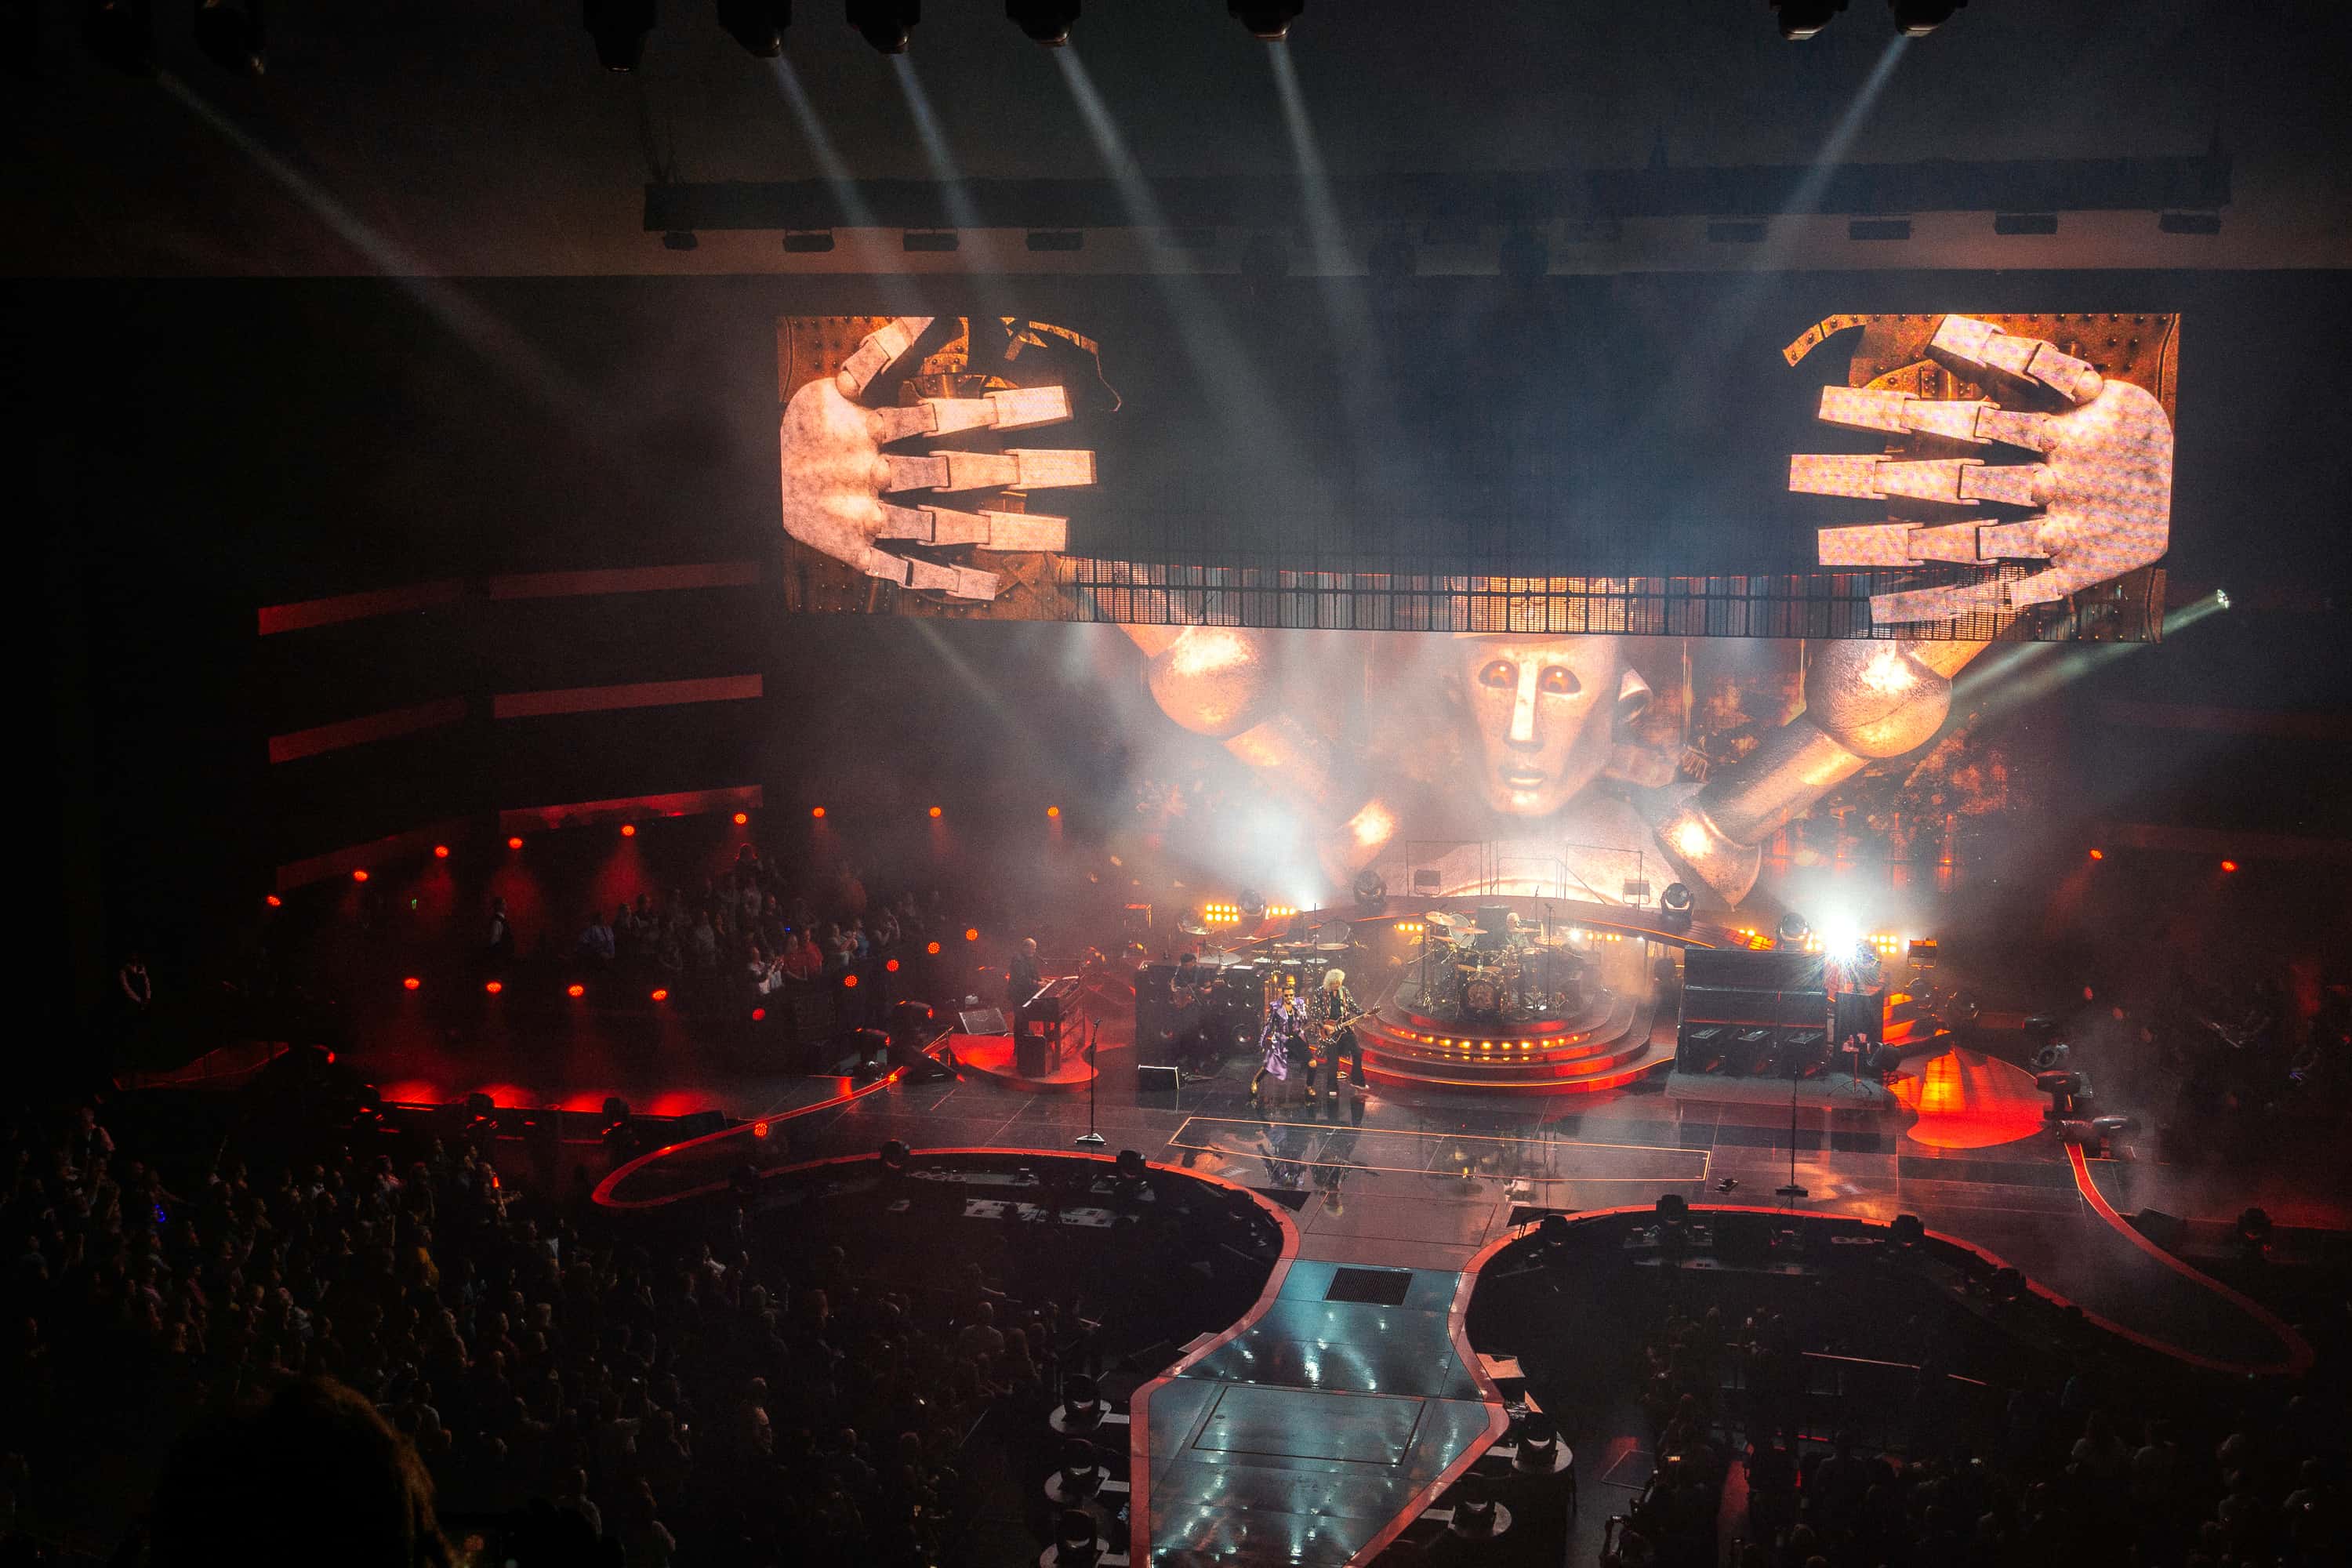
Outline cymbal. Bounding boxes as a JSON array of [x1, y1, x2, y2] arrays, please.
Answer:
[[1178, 919, 1207, 936], [1424, 910, 1475, 928], [1316, 941, 1352, 952]]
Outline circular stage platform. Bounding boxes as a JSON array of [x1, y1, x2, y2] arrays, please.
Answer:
[[951, 1033, 1098, 1093], [1349, 895, 1708, 1094]]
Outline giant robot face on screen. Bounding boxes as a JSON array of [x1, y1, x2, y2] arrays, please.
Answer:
[[775, 310, 2176, 907]]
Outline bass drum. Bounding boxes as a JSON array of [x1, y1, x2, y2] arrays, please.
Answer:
[[1460, 968, 1504, 1018]]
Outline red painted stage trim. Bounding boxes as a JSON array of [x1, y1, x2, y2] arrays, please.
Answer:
[[267, 698, 469, 764], [273, 818, 475, 891], [492, 674, 763, 719], [2063, 1144, 2316, 1377], [485, 561, 761, 600], [498, 785, 763, 834], [588, 1070, 906, 1210], [256, 579, 463, 636]]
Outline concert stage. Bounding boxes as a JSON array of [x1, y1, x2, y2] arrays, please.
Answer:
[[1174, 895, 1770, 1097]]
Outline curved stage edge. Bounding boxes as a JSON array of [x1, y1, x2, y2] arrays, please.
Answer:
[[589, 1066, 906, 1210], [1465, 1200, 2316, 1385], [2063, 1144, 2315, 1377]]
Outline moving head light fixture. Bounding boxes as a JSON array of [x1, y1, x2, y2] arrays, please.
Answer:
[[718, 0, 790, 56], [1230, 0, 1301, 42], [1774, 0, 1965, 38], [583, 0, 654, 71], [1889, 0, 1965, 34], [1771, 0, 1846, 38], [194, 0, 263, 75], [1007, 0, 1078, 46], [848, 0, 916, 53]]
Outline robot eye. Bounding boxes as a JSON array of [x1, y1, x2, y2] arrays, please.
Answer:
[[1538, 666, 1582, 695], [1478, 659, 1518, 690]]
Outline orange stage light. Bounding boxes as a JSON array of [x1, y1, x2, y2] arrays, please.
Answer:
[[620, 823, 636, 837], [811, 806, 826, 818], [485, 981, 503, 995], [884, 958, 899, 972], [507, 836, 524, 850], [964, 927, 978, 942], [402, 977, 420, 991], [927, 941, 940, 955], [734, 812, 749, 826], [434, 844, 449, 858], [2088, 848, 2104, 860], [2220, 858, 2239, 873], [566, 983, 585, 998], [751, 1007, 766, 1021], [265, 894, 281, 907], [650, 988, 669, 1003], [351, 869, 369, 882], [1047, 805, 1061, 818], [843, 974, 859, 988], [753, 1120, 770, 1138], [928, 806, 942, 818]]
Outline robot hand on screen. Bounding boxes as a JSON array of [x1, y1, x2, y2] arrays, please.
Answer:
[[1795, 314, 2174, 625], [777, 315, 1095, 601]]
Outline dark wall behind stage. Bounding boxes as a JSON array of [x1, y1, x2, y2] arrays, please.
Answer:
[[13, 270, 2350, 1014]]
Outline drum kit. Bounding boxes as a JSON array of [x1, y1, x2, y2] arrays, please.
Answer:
[[1416, 910, 1588, 1025]]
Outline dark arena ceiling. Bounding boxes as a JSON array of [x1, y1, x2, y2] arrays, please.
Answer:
[[4, 0, 2347, 278]]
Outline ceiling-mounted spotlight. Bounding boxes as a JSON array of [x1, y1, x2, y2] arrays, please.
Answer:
[[1229, 0, 1301, 41], [194, 1, 264, 75], [1007, 0, 1076, 45], [1889, 0, 1963, 33], [718, 0, 790, 57], [1771, 0, 1846, 38], [583, 0, 655, 71], [847, 0, 916, 53], [81, 0, 153, 74]]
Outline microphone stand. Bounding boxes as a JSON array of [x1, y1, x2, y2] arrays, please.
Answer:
[[1074, 1010, 1106, 1148], [1774, 985, 1809, 1201]]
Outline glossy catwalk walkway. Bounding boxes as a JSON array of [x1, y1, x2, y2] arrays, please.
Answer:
[[1131, 1260, 1505, 1567]]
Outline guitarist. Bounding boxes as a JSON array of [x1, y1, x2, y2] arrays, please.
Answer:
[[1167, 950, 1212, 1081], [1313, 968, 1366, 1105]]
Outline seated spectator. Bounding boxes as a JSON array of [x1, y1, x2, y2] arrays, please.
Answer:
[[575, 909, 615, 967]]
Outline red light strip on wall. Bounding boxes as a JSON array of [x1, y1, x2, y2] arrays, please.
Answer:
[[491, 674, 763, 719], [267, 698, 470, 764], [498, 785, 764, 835], [256, 579, 464, 636], [485, 561, 760, 600]]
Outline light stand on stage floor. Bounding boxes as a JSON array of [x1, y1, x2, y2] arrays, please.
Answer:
[[1074, 1013, 1105, 1149], [1776, 1047, 1809, 1202]]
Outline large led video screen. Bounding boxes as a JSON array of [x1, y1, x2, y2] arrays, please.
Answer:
[[775, 307, 2176, 642], [773, 305, 2174, 909]]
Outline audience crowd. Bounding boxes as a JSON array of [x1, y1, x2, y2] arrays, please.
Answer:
[[1, 1094, 1080, 1566], [1603, 1297, 2344, 1568]]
